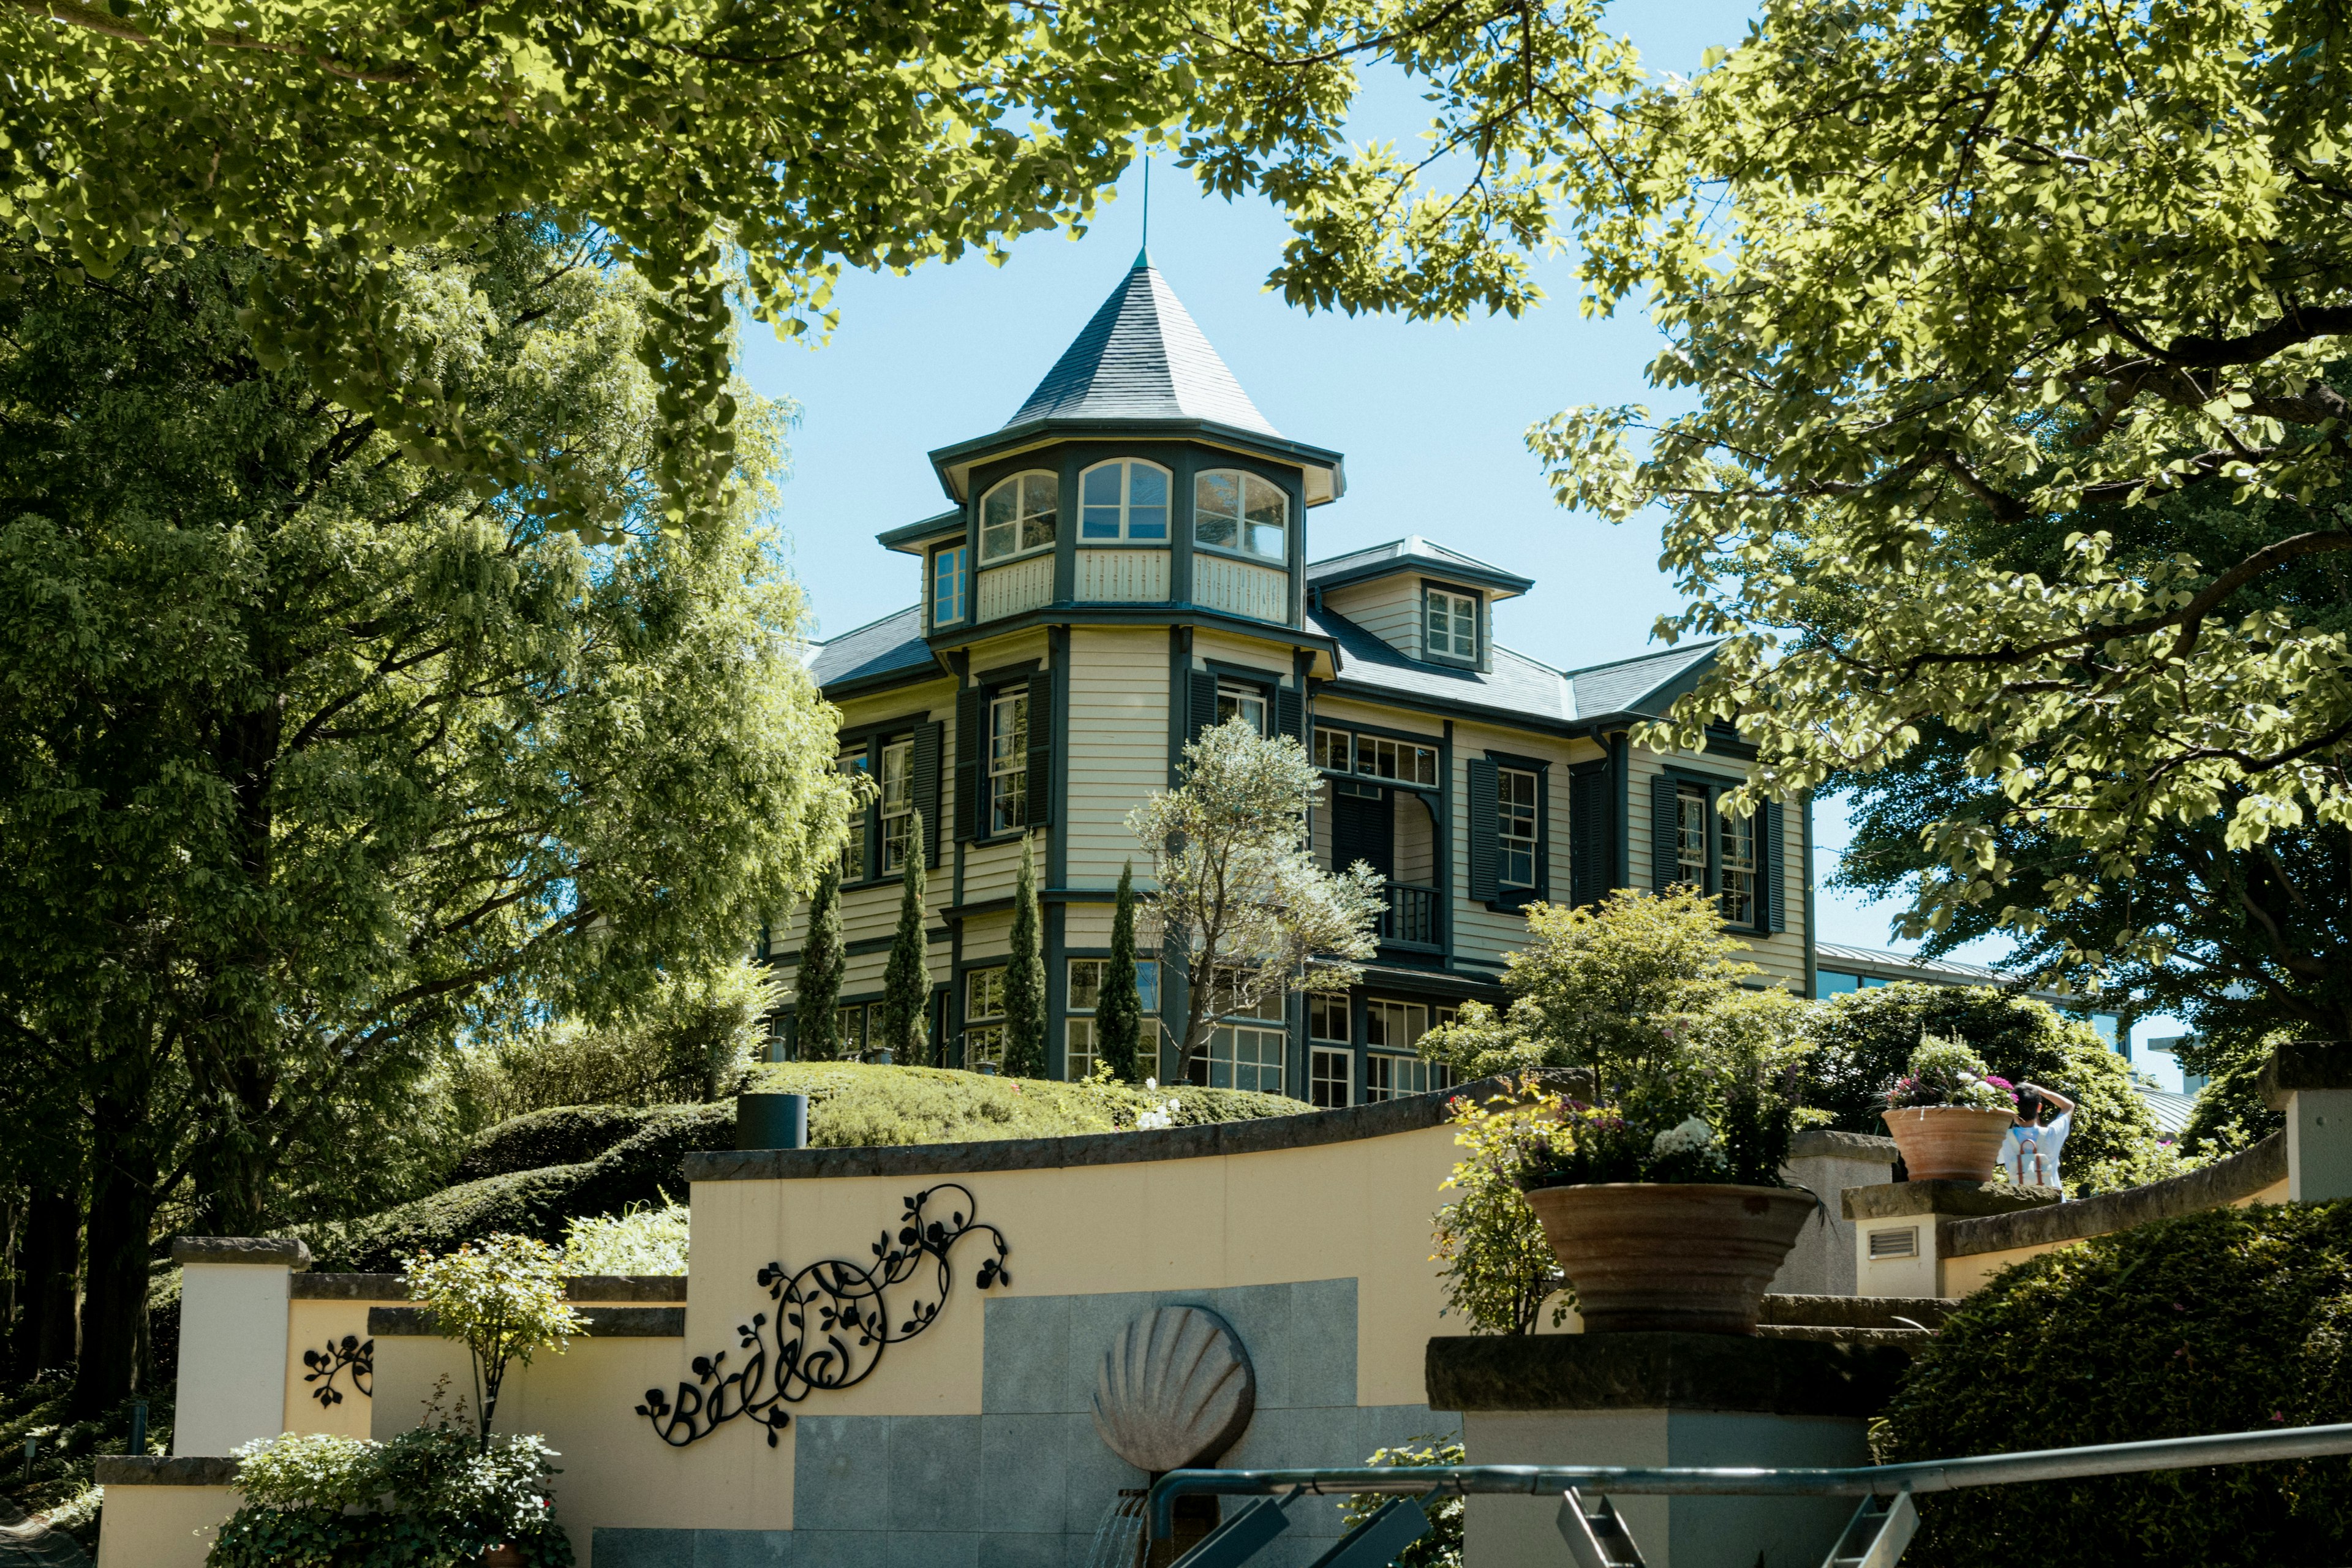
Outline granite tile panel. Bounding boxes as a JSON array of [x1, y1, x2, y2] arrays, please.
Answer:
[[788, 1532, 895, 1568], [1286, 1280, 1359, 1410], [888, 1415, 985, 1532], [977, 1532, 1066, 1568], [982, 1295, 1072, 1415], [591, 1527, 695, 1568], [789, 1416, 873, 1536], [981, 1412, 1070, 1535], [693, 1529, 795, 1568], [885, 1531, 981, 1568]]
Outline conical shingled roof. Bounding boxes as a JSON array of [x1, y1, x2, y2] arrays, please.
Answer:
[[1006, 255, 1278, 435]]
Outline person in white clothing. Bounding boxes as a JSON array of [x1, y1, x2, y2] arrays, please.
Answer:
[[2000, 1082, 2076, 1192]]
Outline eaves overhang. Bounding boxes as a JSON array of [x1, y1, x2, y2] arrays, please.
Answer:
[[875, 508, 965, 556], [926, 418, 1347, 508], [1310, 554, 1532, 600]]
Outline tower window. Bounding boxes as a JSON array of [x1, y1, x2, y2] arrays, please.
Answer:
[[1079, 461, 1170, 541], [1216, 680, 1268, 734], [1194, 470, 1287, 560], [980, 471, 1058, 562], [931, 545, 967, 626], [989, 690, 1029, 833], [1426, 588, 1478, 660]]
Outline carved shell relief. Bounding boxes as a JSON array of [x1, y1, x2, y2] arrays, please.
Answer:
[[1090, 1305, 1256, 1472]]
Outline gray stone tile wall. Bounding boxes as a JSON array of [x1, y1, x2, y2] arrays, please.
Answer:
[[592, 1280, 1453, 1568]]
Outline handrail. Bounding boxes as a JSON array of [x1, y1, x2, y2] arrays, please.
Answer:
[[1146, 1421, 2352, 1539]]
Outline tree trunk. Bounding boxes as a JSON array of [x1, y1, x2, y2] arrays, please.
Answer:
[[12, 1181, 81, 1379], [73, 1085, 158, 1418]]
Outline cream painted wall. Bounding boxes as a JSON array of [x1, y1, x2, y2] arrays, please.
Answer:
[[94, 1484, 237, 1568], [283, 1297, 389, 1438], [175, 1262, 295, 1456]]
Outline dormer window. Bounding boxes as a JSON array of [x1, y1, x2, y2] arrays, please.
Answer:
[[1080, 461, 1170, 541], [1194, 470, 1287, 561], [1426, 586, 1479, 662], [981, 471, 1058, 562]]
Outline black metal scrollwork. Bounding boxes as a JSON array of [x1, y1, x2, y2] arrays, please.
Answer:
[[303, 1334, 374, 1408], [636, 1183, 1009, 1449]]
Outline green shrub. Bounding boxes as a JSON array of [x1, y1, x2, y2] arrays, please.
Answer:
[[748, 1060, 1306, 1146], [2179, 1027, 2290, 1159], [562, 1202, 691, 1275], [1801, 983, 2169, 1189], [1340, 1435, 1465, 1568], [1877, 1202, 2352, 1566], [451, 1105, 677, 1185], [303, 1106, 731, 1272], [213, 1426, 571, 1567]]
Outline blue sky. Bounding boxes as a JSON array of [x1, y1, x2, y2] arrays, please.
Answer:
[[734, 0, 2189, 1079]]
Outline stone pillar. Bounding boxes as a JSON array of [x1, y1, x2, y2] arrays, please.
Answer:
[[2262, 1042, 2352, 1202], [1770, 1130, 1898, 1297], [171, 1237, 308, 1456], [1841, 1182, 2057, 1298], [1429, 1333, 1910, 1568]]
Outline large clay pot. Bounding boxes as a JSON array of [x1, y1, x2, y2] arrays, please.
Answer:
[[481, 1548, 524, 1568], [1521, 1182, 1817, 1335], [1881, 1106, 2015, 1182]]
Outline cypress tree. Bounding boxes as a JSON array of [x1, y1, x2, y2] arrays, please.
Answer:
[[878, 809, 931, 1065], [1004, 834, 1048, 1077], [794, 866, 846, 1061], [1099, 859, 1145, 1082]]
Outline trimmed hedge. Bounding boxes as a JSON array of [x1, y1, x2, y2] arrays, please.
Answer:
[[748, 1060, 1306, 1147], [450, 1103, 682, 1184], [1877, 1201, 2352, 1566], [303, 1105, 730, 1272]]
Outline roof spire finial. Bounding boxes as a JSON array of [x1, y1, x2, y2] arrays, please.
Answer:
[[1136, 153, 1150, 268]]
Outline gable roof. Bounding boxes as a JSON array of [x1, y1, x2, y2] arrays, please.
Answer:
[[1307, 603, 1721, 726], [806, 606, 937, 691], [1306, 537, 1533, 597], [1007, 255, 1278, 434], [1563, 641, 1721, 718]]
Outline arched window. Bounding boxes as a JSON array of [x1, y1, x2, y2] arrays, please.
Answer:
[[980, 471, 1058, 562], [1194, 470, 1287, 561], [1079, 460, 1170, 541]]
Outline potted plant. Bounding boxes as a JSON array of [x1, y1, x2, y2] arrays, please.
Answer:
[[1880, 1036, 2018, 1180]]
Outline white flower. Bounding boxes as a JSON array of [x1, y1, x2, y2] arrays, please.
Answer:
[[1649, 1117, 1718, 1159], [1144, 1077, 1158, 1092], [1136, 1094, 1183, 1131]]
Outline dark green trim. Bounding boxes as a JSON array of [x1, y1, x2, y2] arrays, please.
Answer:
[[927, 417, 1346, 504], [877, 508, 966, 552], [1167, 625, 1191, 786], [1439, 720, 1455, 965], [1417, 581, 1483, 671], [821, 654, 955, 703], [1610, 730, 1631, 891], [1803, 791, 1818, 999], [1307, 548, 1532, 599]]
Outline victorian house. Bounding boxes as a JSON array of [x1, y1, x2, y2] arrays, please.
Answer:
[[764, 255, 1815, 1106]]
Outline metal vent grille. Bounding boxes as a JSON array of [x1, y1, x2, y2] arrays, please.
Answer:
[[1869, 1226, 1920, 1260]]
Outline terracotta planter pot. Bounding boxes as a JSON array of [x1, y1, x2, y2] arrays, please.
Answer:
[[481, 1547, 524, 1567], [1881, 1106, 2015, 1182], [1521, 1182, 1817, 1335]]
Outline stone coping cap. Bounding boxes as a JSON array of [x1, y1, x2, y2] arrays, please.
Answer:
[[684, 1076, 1509, 1182], [296, 1273, 684, 1302], [1425, 1332, 1910, 1419], [1942, 1131, 2286, 1257], [1759, 1293, 1954, 1330], [1787, 1129, 1898, 1161], [170, 1237, 311, 1269], [92, 1456, 239, 1486], [1841, 1180, 2060, 1221], [369, 1305, 684, 1338], [2263, 1042, 2352, 1107]]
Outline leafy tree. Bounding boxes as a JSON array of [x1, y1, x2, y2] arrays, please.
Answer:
[[0, 229, 847, 1412], [2175, 1027, 2290, 1160], [1099, 861, 1146, 1084], [877, 810, 932, 1066], [1527, 4, 2352, 951], [793, 868, 847, 1063], [1801, 984, 2170, 1191], [404, 1235, 581, 1451], [1128, 718, 1382, 1069], [1431, 1088, 1569, 1335], [1003, 837, 1047, 1078], [1, 0, 1643, 543]]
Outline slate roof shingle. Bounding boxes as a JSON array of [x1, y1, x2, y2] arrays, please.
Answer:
[[1305, 535, 1532, 592], [805, 605, 935, 689], [1006, 257, 1278, 434]]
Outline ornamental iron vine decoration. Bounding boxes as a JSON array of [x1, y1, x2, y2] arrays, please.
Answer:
[[636, 1183, 1009, 1449], [303, 1335, 374, 1408]]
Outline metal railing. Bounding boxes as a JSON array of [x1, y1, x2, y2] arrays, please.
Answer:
[[1147, 1420, 2352, 1541], [1377, 883, 1439, 946]]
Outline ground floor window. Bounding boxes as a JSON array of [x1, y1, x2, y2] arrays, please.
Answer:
[[1310, 1047, 1352, 1108], [1063, 957, 1163, 1079], [837, 1003, 870, 1055], [965, 967, 1006, 1070], [1365, 1052, 1453, 1101], [1363, 998, 1455, 1101], [1191, 1025, 1286, 1095]]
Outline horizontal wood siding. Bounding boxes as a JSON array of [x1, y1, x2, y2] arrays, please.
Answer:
[[1622, 744, 1807, 991], [1065, 628, 1170, 888], [1195, 556, 1288, 623], [976, 554, 1054, 624], [1076, 549, 1170, 603], [1322, 579, 1420, 658]]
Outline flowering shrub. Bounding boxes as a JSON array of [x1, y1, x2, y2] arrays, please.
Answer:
[[1433, 1083, 1573, 1333], [407, 1235, 583, 1451], [1885, 1038, 2018, 1114], [562, 1200, 690, 1275], [1133, 1077, 1183, 1131], [213, 1423, 572, 1567]]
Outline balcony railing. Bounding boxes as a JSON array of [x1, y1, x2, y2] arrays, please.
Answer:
[[1378, 883, 1440, 949]]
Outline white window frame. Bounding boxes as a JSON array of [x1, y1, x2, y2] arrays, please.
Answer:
[[1310, 1047, 1352, 1109], [931, 543, 967, 627], [1216, 679, 1269, 734], [1357, 735, 1439, 787], [1199, 1024, 1286, 1094], [1078, 459, 1172, 543], [1063, 956, 1163, 1080], [1308, 993, 1349, 1044], [1193, 468, 1289, 562], [836, 1003, 870, 1054], [837, 749, 870, 880], [880, 738, 914, 872], [965, 966, 1007, 1069], [1364, 998, 1428, 1054], [1365, 1052, 1453, 1102], [1498, 766, 1537, 889], [979, 470, 1058, 564], [1425, 587, 1479, 661], [988, 690, 1028, 834], [1313, 726, 1352, 771], [1676, 783, 1709, 889], [1720, 809, 1758, 928]]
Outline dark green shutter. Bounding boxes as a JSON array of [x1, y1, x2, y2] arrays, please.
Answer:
[[1570, 769, 1608, 908], [1186, 669, 1219, 750], [912, 720, 943, 868], [1025, 670, 1054, 827], [1650, 774, 1681, 893], [1276, 685, 1306, 745], [1534, 768, 1550, 901], [954, 687, 982, 842], [1763, 799, 1787, 932], [1466, 758, 1499, 903]]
